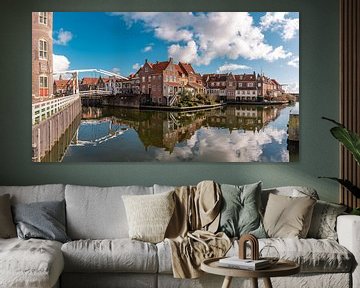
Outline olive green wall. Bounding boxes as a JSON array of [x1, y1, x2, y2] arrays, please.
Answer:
[[0, 0, 340, 202]]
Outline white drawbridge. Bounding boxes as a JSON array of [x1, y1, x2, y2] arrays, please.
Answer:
[[53, 68, 129, 95]]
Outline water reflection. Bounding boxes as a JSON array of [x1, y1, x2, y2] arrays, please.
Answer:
[[62, 104, 298, 162]]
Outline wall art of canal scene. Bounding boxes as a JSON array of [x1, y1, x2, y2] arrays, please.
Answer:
[[32, 12, 299, 162]]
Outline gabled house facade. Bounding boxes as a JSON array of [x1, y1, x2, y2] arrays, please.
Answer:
[[79, 77, 105, 91], [137, 58, 205, 105], [203, 72, 283, 102]]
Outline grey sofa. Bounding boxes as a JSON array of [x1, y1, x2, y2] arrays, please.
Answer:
[[0, 184, 359, 288]]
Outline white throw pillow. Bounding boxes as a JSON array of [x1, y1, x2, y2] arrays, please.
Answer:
[[122, 191, 175, 243]]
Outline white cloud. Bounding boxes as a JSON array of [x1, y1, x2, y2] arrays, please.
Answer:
[[112, 67, 121, 74], [54, 28, 73, 46], [168, 40, 198, 63], [53, 54, 70, 72], [217, 63, 252, 73], [260, 12, 299, 40], [112, 12, 293, 66], [154, 126, 289, 162], [132, 63, 140, 70], [284, 82, 299, 93], [142, 45, 152, 52], [287, 56, 299, 68]]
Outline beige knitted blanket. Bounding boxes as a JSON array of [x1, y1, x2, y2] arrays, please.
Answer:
[[165, 180, 231, 279]]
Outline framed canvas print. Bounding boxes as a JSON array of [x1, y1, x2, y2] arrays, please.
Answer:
[[32, 12, 299, 162]]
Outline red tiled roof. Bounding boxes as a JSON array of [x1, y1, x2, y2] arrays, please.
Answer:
[[179, 62, 195, 75], [152, 61, 170, 73], [235, 74, 256, 81], [81, 77, 98, 85], [271, 79, 281, 85], [174, 64, 185, 76], [54, 79, 69, 89]]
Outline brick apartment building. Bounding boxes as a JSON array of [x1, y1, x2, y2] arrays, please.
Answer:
[[32, 12, 53, 102], [203, 72, 284, 102], [137, 58, 205, 105]]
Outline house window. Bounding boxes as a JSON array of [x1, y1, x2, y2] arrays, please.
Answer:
[[39, 75, 48, 96], [39, 39, 48, 60], [142, 76, 145, 82], [145, 67, 148, 72], [248, 82, 254, 87], [39, 12, 47, 25]]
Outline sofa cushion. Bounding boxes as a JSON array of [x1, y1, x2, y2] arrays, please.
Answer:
[[263, 194, 316, 238], [0, 194, 16, 238], [65, 185, 153, 239], [157, 238, 353, 274], [61, 239, 158, 273], [307, 200, 347, 240], [12, 200, 70, 243], [0, 238, 64, 288], [122, 191, 175, 243], [261, 186, 319, 213], [218, 182, 266, 238], [0, 184, 65, 204]]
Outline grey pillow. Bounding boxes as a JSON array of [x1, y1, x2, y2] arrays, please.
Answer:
[[307, 200, 347, 240], [218, 182, 266, 238], [12, 200, 70, 243], [0, 194, 16, 238]]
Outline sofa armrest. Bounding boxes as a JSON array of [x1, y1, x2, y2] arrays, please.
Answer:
[[337, 215, 360, 288]]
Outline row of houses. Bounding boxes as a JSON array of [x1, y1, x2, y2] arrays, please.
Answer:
[[53, 58, 285, 105]]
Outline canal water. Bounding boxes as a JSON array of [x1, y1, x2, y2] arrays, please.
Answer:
[[61, 103, 299, 162]]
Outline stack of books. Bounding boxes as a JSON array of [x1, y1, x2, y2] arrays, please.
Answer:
[[218, 257, 271, 270]]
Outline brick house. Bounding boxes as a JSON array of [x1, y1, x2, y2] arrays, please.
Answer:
[[203, 72, 283, 102], [53, 76, 72, 96], [202, 74, 227, 100], [137, 58, 205, 105], [32, 12, 53, 102], [79, 77, 106, 91]]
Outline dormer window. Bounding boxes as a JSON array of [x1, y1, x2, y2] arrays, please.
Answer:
[[39, 12, 47, 25]]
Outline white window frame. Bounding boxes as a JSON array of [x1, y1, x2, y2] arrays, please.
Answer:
[[39, 75, 48, 88], [39, 12, 48, 25], [39, 39, 48, 60]]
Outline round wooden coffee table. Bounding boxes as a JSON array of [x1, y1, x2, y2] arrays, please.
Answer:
[[201, 257, 300, 288]]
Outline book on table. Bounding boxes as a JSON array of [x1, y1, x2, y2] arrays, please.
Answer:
[[218, 257, 271, 270]]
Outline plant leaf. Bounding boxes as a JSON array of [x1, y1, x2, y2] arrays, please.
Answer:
[[330, 126, 360, 165], [322, 116, 360, 165], [319, 177, 360, 198]]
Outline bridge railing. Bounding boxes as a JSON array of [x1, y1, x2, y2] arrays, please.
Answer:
[[79, 90, 111, 97], [32, 94, 80, 125]]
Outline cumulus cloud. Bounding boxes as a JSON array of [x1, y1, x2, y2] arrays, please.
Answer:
[[154, 126, 289, 162], [287, 56, 299, 68], [168, 40, 198, 63], [53, 54, 70, 72], [111, 12, 293, 66], [54, 28, 73, 46], [132, 63, 140, 70], [260, 12, 299, 40], [217, 63, 252, 73]]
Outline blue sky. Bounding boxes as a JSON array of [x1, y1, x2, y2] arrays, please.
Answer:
[[53, 12, 299, 92]]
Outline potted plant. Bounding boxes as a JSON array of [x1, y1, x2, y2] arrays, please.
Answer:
[[320, 117, 360, 215]]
